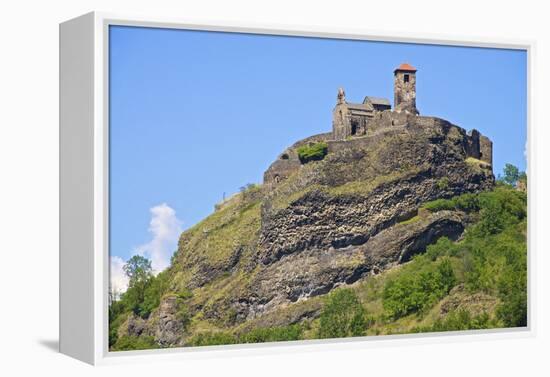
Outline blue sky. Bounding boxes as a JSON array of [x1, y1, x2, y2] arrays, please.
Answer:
[[108, 25, 526, 288]]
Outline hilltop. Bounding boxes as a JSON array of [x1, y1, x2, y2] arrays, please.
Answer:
[[109, 64, 526, 350]]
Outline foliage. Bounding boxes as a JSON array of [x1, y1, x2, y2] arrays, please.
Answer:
[[496, 247, 527, 327], [107, 164, 527, 348], [240, 324, 304, 343], [123, 255, 153, 285], [112, 335, 158, 351], [436, 177, 450, 190], [139, 271, 170, 318], [383, 258, 456, 319], [422, 192, 480, 213], [502, 163, 520, 186], [413, 309, 492, 333], [318, 289, 367, 339], [297, 142, 328, 163], [187, 331, 237, 347], [459, 189, 527, 327]]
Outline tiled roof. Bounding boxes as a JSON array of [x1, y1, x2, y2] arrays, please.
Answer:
[[395, 63, 417, 72], [363, 96, 391, 106]]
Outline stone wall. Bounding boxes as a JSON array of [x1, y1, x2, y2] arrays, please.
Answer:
[[263, 132, 332, 185], [264, 112, 493, 186], [479, 135, 493, 166]]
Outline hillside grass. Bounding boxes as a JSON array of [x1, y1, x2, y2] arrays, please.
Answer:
[[109, 182, 527, 350]]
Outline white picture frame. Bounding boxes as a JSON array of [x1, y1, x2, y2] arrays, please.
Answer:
[[59, 11, 535, 365]]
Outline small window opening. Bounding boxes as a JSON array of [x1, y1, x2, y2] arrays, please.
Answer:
[[351, 121, 357, 136], [404, 74, 410, 83]]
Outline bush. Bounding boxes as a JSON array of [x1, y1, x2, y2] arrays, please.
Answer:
[[297, 142, 328, 163], [139, 271, 170, 318], [240, 324, 304, 343], [495, 228, 527, 327], [422, 198, 456, 212], [424, 237, 458, 261], [318, 289, 367, 339], [422, 192, 480, 213], [112, 335, 158, 351], [413, 309, 492, 333], [383, 258, 456, 319], [187, 332, 237, 347], [437, 177, 450, 190]]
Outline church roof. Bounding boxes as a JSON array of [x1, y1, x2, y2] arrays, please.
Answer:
[[346, 102, 374, 112], [363, 96, 391, 106], [394, 63, 417, 72]]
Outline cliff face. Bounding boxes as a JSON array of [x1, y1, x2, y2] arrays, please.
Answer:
[[118, 112, 494, 347]]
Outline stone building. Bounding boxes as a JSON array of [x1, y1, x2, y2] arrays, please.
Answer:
[[332, 63, 418, 140], [264, 63, 493, 185]]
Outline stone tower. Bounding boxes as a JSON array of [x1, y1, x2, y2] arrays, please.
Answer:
[[394, 63, 418, 114]]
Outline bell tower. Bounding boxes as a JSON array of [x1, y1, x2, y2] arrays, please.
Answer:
[[394, 63, 418, 114]]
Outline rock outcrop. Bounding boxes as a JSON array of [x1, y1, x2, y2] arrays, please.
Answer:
[[118, 111, 494, 346]]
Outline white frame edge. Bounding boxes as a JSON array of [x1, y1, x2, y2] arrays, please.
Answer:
[[59, 11, 536, 366]]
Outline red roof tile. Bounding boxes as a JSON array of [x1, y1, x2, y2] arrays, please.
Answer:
[[395, 63, 417, 72]]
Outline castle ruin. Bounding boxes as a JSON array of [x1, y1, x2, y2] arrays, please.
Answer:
[[264, 63, 493, 185]]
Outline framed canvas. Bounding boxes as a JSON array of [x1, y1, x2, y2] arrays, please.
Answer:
[[59, 12, 533, 365]]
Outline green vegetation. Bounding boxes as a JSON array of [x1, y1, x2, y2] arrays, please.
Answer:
[[187, 324, 306, 346], [412, 309, 493, 333], [187, 331, 237, 347], [397, 214, 421, 226], [437, 177, 450, 190], [383, 258, 456, 319], [465, 157, 491, 172], [318, 289, 368, 339], [422, 192, 480, 213], [502, 163, 520, 186], [297, 142, 328, 163], [240, 324, 305, 343], [109, 164, 527, 349], [112, 335, 158, 351]]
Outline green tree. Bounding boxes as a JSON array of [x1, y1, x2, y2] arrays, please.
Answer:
[[502, 163, 520, 186], [318, 289, 367, 339], [121, 255, 153, 315], [123, 255, 153, 284]]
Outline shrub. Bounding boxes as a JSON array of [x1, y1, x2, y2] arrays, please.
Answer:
[[318, 289, 367, 339], [422, 198, 455, 212], [383, 258, 456, 319], [424, 237, 458, 261], [413, 309, 492, 333], [297, 142, 328, 163], [437, 177, 450, 190], [495, 231, 527, 327], [139, 271, 170, 318], [240, 324, 304, 343], [187, 331, 237, 347], [112, 335, 158, 351]]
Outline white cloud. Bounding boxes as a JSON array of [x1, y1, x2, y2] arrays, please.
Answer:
[[110, 203, 183, 294], [134, 203, 183, 275], [110, 255, 130, 297]]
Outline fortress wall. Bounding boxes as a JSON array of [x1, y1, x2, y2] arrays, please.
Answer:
[[479, 135, 493, 166], [263, 132, 332, 184]]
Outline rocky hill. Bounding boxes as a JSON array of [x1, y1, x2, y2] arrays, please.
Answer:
[[107, 110, 523, 350]]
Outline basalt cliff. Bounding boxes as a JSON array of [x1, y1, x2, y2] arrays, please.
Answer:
[[113, 109, 497, 348]]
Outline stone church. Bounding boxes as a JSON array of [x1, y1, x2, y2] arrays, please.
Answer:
[[332, 63, 419, 140], [263, 63, 493, 186]]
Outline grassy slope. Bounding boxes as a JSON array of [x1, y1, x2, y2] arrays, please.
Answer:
[[109, 141, 524, 350], [176, 184, 527, 346]]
